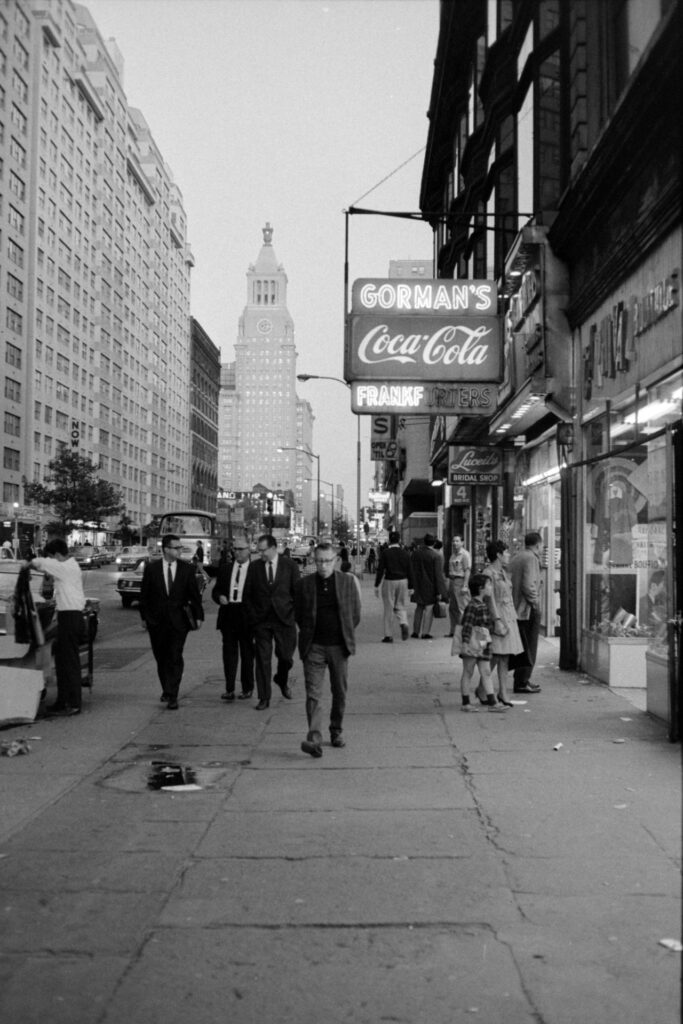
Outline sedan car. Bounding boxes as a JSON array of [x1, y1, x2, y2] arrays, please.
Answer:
[[115, 545, 149, 571], [116, 558, 146, 607], [74, 547, 105, 569]]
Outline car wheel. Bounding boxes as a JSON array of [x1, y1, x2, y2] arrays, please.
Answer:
[[120, 595, 133, 608]]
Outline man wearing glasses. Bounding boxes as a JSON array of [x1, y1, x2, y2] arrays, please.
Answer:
[[139, 534, 204, 709], [205, 534, 255, 702], [242, 534, 300, 710], [294, 542, 361, 758]]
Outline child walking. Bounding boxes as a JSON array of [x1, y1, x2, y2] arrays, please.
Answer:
[[459, 573, 507, 713]]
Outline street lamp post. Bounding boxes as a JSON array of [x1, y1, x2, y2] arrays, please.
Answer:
[[297, 374, 362, 569], [277, 445, 320, 537], [306, 478, 334, 540]]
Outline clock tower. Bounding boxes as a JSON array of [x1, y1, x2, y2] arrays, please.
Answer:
[[232, 225, 313, 521]]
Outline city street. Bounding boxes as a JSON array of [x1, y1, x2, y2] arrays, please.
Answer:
[[0, 573, 680, 1024]]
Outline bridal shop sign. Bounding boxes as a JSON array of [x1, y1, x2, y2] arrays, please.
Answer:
[[346, 279, 502, 383]]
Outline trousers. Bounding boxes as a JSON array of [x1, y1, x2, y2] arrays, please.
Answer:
[[303, 643, 349, 745]]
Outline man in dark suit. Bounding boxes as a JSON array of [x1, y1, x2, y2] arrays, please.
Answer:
[[295, 542, 362, 758], [139, 533, 204, 709], [207, 534, 255, 702], [242, 534, 300, 710], [409, 533, 448, 639]]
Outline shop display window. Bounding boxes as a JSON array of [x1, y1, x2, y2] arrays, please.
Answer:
[[583, 431, 672, 645]]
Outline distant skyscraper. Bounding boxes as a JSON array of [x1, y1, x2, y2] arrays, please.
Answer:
[[218, 225, 315, 531], [0, 0, 194, 538]]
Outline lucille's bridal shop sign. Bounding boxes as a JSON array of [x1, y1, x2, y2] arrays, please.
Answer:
[[346, 279, 502, 384]]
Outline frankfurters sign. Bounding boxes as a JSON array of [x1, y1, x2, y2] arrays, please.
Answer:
[[352, 381, 496, 416], [346, 279, 501, 383], [448, 446, 503, 485]]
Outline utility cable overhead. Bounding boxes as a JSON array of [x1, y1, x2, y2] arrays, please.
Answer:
[[348, 146, 426, 208]]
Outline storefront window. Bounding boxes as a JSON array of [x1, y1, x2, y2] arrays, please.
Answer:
[[583, 435, 671, 643]]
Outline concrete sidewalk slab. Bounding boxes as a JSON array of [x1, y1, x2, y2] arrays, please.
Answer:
[[0, 576, 679, 1024]]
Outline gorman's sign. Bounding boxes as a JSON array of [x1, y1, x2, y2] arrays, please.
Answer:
[[448, 446, 504, 485], [347, 278, 502, 383]]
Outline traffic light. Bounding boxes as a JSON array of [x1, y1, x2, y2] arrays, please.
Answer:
[[266, 497, 273, 513]]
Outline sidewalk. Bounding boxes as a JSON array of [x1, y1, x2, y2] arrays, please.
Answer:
[[0, 575, 680, 1024]]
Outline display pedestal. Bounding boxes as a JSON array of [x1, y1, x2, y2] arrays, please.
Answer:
[[580, 629, 649, 688]]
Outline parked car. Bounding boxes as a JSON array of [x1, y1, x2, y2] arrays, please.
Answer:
[[115, 545, 149, 571], [116, 558, 146, 607]]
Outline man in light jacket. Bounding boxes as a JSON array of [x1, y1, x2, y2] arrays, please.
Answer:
[[509, 531, 543, 694]]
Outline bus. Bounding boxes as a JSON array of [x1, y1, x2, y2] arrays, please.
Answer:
[[150, 510, 218, 566]]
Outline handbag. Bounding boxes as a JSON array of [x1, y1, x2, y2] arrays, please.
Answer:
[[460, 625, 492, 658], [433, 600, 448, 619], [183, 603, 199, 631]]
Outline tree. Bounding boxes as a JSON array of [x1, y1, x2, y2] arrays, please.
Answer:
[[23, 449, 124, 534], [333, 512, 350, 545]]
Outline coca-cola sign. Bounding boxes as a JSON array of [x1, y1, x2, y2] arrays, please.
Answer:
[[347, 279, 501, 383], [448, 446, 503, 485]]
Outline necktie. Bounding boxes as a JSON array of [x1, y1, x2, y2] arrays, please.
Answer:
[[268, 562, 274, 585], [167, 564, 173, 594], [232, 564, 241, 602]]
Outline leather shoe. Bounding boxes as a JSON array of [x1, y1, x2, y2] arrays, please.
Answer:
[[238, 691, 253, 700], [167, 699, 179, 710], [301, 740, 323, 758], [274, 675, 292, 699], [220, 692, 236, 702], [410, 632, 419, 638], [255, 699, 270, 710], [46, 704, 80, 716], [400, 624, 410, 641], [514, 684, 541, 694], [381, 636, 393, 643], [422, 634, 433, 640], [330, 735, 346, 748]]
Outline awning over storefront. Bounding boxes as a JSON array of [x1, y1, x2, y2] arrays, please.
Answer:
[[401, 478, 434, 500], [489, 378, 557, 440]]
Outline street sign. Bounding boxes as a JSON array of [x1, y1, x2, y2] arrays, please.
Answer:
[[370, 439, 399, 461], [352, 381, 496, 415], [448, 447, 503, 485]]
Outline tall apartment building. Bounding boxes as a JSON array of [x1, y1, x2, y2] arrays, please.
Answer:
[[0, 0, 193, 535], [190, 317, 219, 512], [218, 224, 316, 531]]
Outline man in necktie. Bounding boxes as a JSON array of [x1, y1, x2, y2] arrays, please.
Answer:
[[139, 534, 204, 709], [205, 534, 255, 701], [242, 534, 300, 710]]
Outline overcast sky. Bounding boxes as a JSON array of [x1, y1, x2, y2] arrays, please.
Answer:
[[85, 0, 440, 513]]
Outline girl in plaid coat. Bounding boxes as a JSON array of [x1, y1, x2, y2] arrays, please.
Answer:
[[459, 574, 507, 713]]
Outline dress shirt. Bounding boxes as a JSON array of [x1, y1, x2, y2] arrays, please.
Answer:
[[230, 561, 247, 603], [164, 559, 177, 594], [267, 554, 278, 583]]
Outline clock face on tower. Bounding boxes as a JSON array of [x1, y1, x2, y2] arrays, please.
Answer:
[[256, 318, 273, 335]]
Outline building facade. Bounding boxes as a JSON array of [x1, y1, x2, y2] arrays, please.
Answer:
[[189, 317, 219, 512], [419, 0, 681, 732], [218, 224, 316, 532], [0, 0, 194, 538]]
